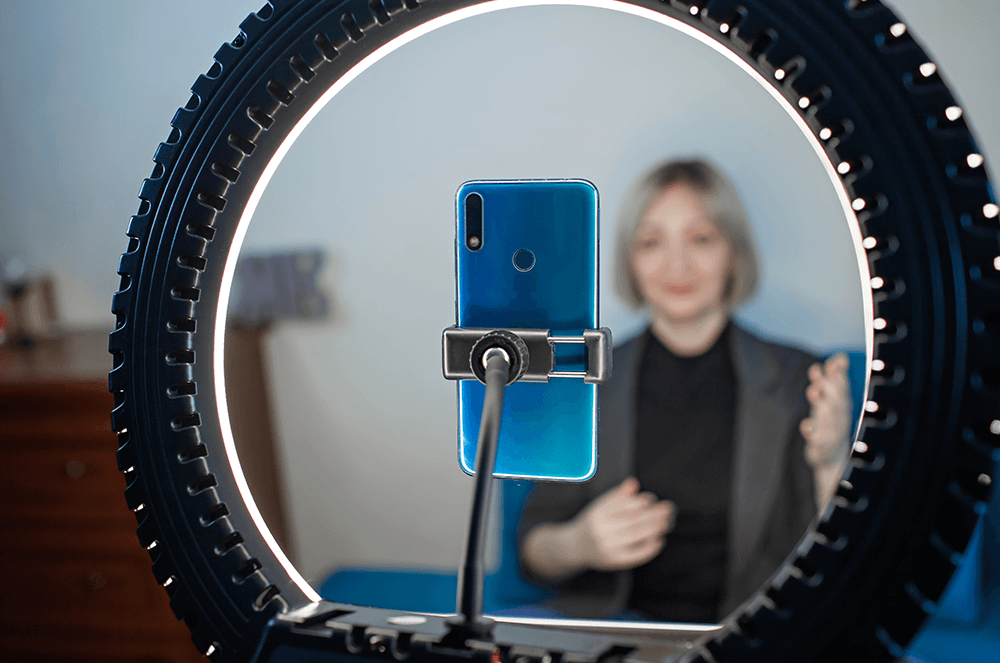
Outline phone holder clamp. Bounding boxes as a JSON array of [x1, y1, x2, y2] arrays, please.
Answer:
[[442, 326, 612, 385]]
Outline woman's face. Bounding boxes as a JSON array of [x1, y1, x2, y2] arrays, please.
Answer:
[[630, 183, 734, 325]]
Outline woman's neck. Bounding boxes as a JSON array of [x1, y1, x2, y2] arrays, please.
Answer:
[[649, 309, 730, 357]]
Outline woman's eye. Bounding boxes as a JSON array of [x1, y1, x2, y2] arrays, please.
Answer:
[[692, 233, 714, 244]]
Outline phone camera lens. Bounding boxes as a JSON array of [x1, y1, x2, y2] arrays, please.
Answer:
[[465, 192, 483, 251]]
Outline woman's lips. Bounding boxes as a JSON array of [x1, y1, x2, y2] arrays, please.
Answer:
[[665, 285, 694, 295]]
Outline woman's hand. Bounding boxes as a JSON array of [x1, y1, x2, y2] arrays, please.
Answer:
[[800, 353, 852, 469], [569, 477, 676, 572], [520, 478, 675, 583], [800, 354, 852, 510]]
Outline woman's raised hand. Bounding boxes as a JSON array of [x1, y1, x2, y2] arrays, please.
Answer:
[[569, 477, 676, 572], [800, 353, 852, 469]]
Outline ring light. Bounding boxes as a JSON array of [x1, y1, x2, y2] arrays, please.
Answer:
[[109, 0, 998, 660]]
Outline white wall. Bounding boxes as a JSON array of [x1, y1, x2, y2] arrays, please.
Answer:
[[1, 0, 997, 588], [0, 1, 260, 325]]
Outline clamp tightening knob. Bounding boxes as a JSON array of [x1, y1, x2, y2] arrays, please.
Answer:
[[469, 330, 530, 386]]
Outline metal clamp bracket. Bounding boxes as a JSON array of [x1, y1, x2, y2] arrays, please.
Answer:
[[442, 326, 612, 385]]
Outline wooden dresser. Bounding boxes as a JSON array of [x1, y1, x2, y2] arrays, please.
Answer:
[[0, 331, 204, 662]]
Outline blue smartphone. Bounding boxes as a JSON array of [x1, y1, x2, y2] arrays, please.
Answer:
[[455, 179, 599, 481]]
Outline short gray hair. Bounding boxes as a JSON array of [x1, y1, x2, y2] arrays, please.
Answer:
[[614, 158, 761, 312]]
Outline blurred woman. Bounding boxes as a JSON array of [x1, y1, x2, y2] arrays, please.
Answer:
[[517, 159, 852, 623]]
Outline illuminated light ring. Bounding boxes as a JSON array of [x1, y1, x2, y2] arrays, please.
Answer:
[[109, 0, 998, 661]]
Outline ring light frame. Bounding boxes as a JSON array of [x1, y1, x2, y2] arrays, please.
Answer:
[[109, 0, 999, 661]]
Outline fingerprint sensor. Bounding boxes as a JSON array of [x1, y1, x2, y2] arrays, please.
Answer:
[[513, 249, 536, 272]]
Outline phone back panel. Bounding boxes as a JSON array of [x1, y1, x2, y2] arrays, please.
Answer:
[[456, 179, 598, 481]]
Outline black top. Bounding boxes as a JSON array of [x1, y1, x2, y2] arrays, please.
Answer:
[[629, 325, 737, 623]]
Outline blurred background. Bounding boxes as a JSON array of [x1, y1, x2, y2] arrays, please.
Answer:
[[0, 1, 997, 661]]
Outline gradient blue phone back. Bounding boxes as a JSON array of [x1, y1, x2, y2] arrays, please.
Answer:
[[456, 179, 598, 481]]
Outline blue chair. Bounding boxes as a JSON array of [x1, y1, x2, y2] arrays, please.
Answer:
[[903, 499, 1000, 662], [318, 479, 552, 614], [834, 349, 868, 441]]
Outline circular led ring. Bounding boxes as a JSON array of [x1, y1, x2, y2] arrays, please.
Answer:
[[109, 0, 999, 660]]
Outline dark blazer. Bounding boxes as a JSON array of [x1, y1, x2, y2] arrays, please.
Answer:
[[517, 324, 819, 621]]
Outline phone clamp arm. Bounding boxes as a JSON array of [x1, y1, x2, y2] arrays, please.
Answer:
[[442, 326, 612, 385]]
